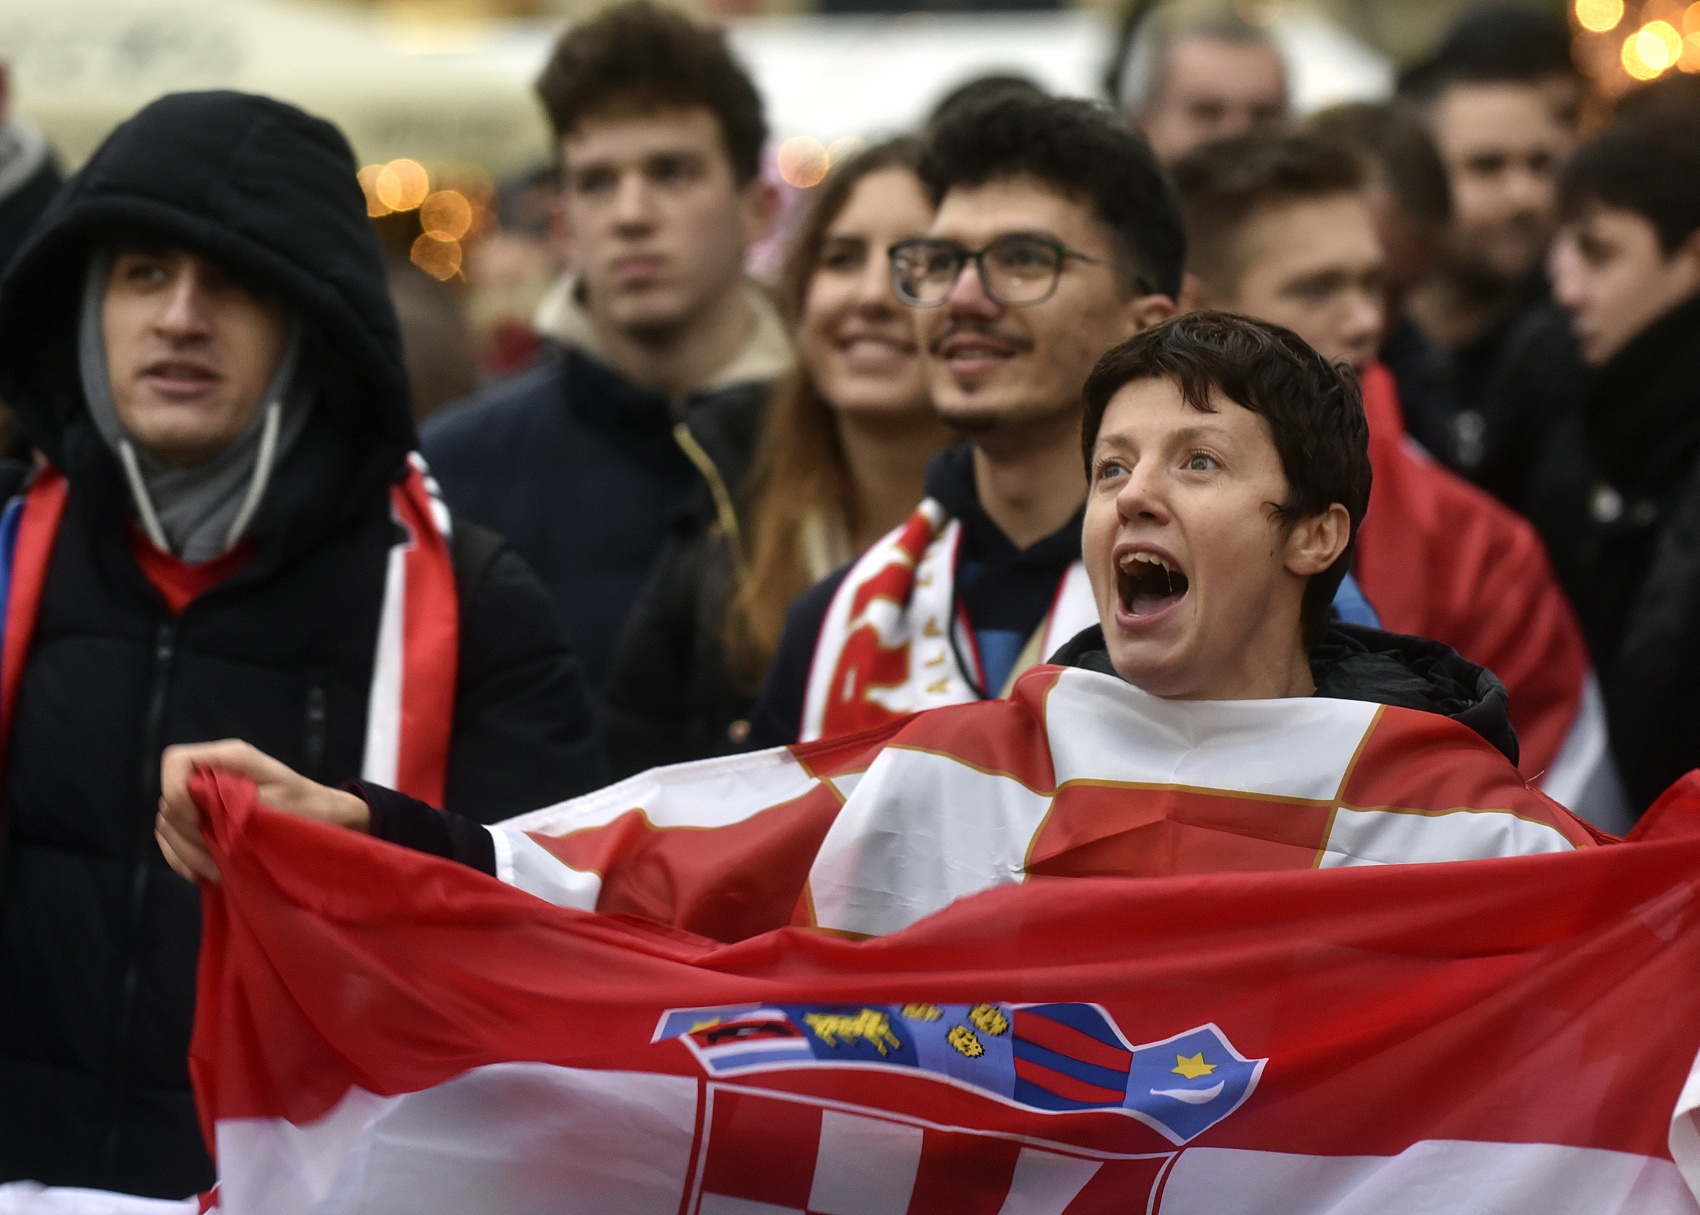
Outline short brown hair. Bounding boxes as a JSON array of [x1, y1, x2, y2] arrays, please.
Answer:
[[1080, 311, 1371, 649], [1170, 131, 1367, 294], [535, 0, 767, 185]]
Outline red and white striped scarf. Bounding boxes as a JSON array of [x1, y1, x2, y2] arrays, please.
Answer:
[[0, 454, 458, 804], [798, 499, 1096, 742]]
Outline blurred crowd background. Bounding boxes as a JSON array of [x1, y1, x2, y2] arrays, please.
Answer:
[[5, 0, 1693, 418], [7, 0, 1700, 1201]]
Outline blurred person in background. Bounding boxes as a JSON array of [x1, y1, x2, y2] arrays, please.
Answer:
[[602, 138, 957, 775], [0, 91, 605, 1198], [1172, 131, 1621, 826], [1106, 3, 1288, 165], [422, 1, 791, 691], [387, 259, 479, 424], [746, 94, 1182, 747], [0, 63, 58, 274], [1391, 4, 1579, 480], [1307, 101, 1457, 460], [0, 62, 61, 463], [465, 166, 563, 379], [1525, 99, 1700, 815]]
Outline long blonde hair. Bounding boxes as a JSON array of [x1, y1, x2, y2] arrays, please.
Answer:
[[724, 136, 924, 688]]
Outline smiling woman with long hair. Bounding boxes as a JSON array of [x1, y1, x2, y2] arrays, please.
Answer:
[[603, 137, 958, 773]]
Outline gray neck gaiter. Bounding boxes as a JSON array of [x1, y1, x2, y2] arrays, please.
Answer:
[[78, 252, 312, 563]]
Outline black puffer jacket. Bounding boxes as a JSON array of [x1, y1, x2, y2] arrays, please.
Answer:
[[0, 92, 606, 1198], [601, 388, 766, 776], [1524, 294, 1700, 811], [1052, 620, 1521, 764]]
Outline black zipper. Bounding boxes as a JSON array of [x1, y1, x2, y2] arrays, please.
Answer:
[[97, 621, 175, 1182], [305, 684, 327, 779]]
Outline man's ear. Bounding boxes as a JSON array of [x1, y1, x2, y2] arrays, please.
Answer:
[[1177, 270, 1213, 313], [740, 175, 781, 250], [1122, 291, 1175, 338], [1283, 503, 1352, 578], [1671, 228, 1700, 300]]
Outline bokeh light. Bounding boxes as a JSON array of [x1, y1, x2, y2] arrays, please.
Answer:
[[1641, 19, 1683, 70], [776, 137, 830, 189], [357, 165, 390, 218], [826, 135, 867, 167], [1685, 31, 1700, 71], [1623, 34, 1660, 77], [410, 233, 463, 281], [1576, 0, 1624, 33], [420, 190, 474, 241], [376, 159, 431, 213]]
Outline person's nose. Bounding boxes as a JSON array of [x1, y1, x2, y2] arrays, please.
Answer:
[[856, 250, 896, 313], [1505, 163, 1554, 218], [154, 267, 212, 341], [611, 172, 655, 231], [1342, 287, 1384, 358], [943, 256, 999, 321], [1548, 235, 1584, 311], [1116, 459, 1171, 525]]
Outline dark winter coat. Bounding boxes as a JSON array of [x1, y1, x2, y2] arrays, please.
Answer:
[[1524, 294, 1700, 811], [600, 387, 766, 776], [421, 346, 775, 691], [0, 92, 605, 1199]]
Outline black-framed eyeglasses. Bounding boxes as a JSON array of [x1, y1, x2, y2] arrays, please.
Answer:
[[889, 234, 1106, 308]]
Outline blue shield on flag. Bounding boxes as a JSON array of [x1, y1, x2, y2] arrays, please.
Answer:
[[1122, 1022, 1264, 1143], [655, 1001, 1264, 1143]]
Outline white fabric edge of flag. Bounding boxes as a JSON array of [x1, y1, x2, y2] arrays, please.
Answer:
[[1540, 674, 1636, 834], [495, 746, 819, 837], [1668, 1041, 1700, 1202], [1158, 1140, 1700, 1214], [358, 540, 406, 789], [0, 1183, 196, 1214]]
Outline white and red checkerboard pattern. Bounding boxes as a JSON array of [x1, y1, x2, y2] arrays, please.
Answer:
[[687, 1087, 1173, 1215]]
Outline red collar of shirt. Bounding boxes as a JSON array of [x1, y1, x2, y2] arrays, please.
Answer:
[[129, 527, 258, 615]]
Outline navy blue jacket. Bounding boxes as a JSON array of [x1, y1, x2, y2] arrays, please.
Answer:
[[422, 350, 770, 688]]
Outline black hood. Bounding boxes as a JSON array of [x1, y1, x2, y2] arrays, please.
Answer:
[[0, 91, 414, 480], [1050, 621, 1519, 765]]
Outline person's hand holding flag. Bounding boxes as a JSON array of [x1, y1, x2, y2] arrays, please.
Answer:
[[155, 740, 371, 885]]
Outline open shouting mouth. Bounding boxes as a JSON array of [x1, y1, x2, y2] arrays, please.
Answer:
[[1117, 549, 1189, 618]]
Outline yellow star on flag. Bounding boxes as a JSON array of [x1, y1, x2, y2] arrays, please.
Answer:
[[1171, 1052, 1217, 1080]]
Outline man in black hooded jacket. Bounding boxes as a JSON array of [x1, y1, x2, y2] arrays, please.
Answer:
[[0, 91, 607, 1198], [1524, 98, 1700, 814]]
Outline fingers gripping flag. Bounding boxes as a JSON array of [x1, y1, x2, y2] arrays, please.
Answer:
[[177, 770, 1700, 1215]]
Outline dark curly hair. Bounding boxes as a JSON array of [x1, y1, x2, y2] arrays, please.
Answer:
[[919, 93, 1186, 300], [1080, 311, 1371, 649], [1561, 98, 1700, 256], [535, 0, 767, 185]]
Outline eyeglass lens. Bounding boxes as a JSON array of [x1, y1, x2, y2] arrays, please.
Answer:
[[895, 237, 1064, 306]]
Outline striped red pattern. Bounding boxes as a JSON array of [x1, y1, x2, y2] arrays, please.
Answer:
[[0, 467, 65, 769], [390, 465, 458, 807], [1354, 361, 1590, 778]]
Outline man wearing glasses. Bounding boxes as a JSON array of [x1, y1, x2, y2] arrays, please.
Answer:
[[746, 95, 1183, 745]]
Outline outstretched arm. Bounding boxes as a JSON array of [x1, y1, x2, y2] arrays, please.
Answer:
[[156, 740, 371, 883]]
